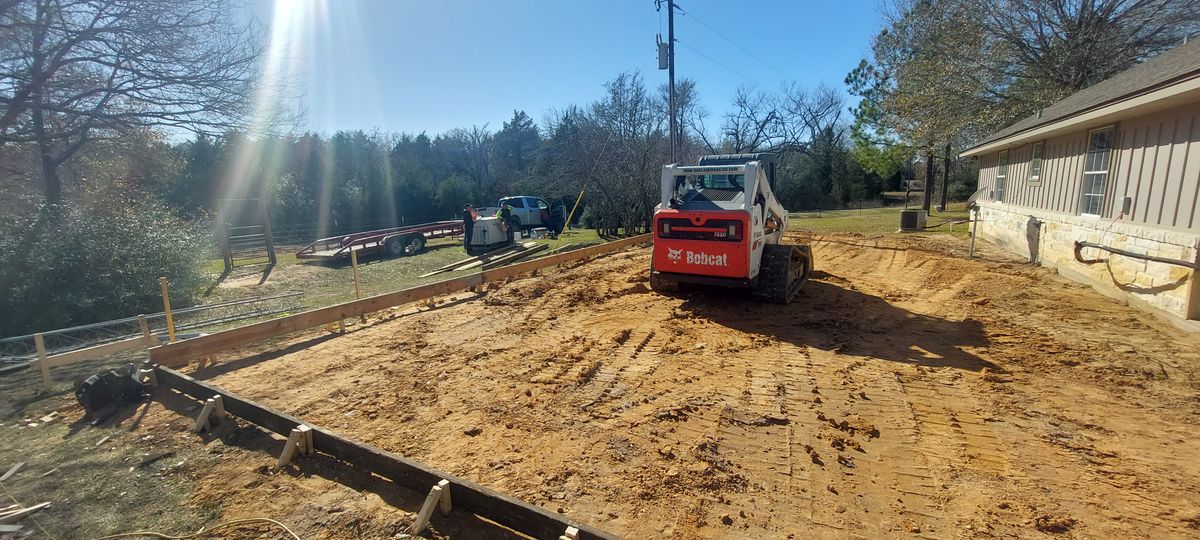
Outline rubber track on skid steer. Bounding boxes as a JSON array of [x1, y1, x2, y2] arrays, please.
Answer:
[[753, 244, 808, 304]]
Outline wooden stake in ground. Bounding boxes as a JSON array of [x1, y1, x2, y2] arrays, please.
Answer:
[[191, 396, 226, 433], [33, 334, 50, 390], [412, 479, 452, 534], [350, 249, 362, 299], [350, 249, 366, 323], [138, 314, 154, 346], [159, 277, 177, 343], [276, 424, 313, 468]]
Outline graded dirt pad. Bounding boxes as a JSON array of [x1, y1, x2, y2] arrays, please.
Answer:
[[179, 232, 1200, 539]]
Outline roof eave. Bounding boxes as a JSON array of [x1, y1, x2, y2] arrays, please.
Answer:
[[960, 73, 1200, 158]]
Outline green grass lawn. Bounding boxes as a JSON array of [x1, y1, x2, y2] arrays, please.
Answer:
[[789, 203, 972, 238], [200, 227, 612, 310]]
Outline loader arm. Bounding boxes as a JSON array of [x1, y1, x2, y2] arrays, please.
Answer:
[[744, 161, 789, 243]]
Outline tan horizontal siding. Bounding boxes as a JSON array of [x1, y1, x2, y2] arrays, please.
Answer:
[[973, 100, 1200, 233]]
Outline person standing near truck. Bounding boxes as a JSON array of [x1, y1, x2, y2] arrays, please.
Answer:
[[497, 203, 517, 244], [462, 204, 478, 246]]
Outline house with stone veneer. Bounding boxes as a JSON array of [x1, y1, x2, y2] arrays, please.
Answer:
[[961, 38, 1200, 323]]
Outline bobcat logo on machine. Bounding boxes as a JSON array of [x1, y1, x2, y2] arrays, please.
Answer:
[[667, 247, 683, 262], [686, 251, 728, 267]]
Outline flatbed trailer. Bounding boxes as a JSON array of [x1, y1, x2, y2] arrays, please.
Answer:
[[295, 220, 463, 262]]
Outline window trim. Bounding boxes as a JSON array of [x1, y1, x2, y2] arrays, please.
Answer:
[[994, 150, 1008, 202], [1028, 141, 1044, 187], [1079, 126, 1115, 218]]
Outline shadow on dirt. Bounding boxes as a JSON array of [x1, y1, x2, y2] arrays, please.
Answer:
[[676, 271, 996, 371], [190, 333, 341, 381], [149, 386, 523, 539], [63, 397, 149, 439], [189, 292, 485, 382]]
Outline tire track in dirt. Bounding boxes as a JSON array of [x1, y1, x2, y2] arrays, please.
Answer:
[[898, 372, 1013, 476], [798, 344, 950, 538], [577, 328, 657, 415]]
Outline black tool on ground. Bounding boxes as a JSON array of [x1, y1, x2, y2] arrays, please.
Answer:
[[75, 363, 150, 418]]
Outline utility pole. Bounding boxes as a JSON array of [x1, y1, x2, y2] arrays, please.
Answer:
[[657, 0, 678, 163], [940, 142, 951, 212], [668, 0, 677, 163]]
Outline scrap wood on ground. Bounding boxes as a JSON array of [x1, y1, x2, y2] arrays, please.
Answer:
[[0, 462, 50, 534]]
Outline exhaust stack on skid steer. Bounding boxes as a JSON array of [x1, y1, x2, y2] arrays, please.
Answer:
[[649, 153, 813, 303]]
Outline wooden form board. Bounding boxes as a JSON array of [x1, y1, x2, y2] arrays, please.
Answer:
[[154, 366, 619, 540], [32, 332, 154, 389], [150, 234, 651, 367], [36, 335, 149, 369]]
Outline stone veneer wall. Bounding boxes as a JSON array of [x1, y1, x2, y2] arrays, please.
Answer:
[[975, 201, 1200, 321]]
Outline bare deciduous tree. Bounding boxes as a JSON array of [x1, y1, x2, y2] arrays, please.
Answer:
[[721, 87, 785, 153], [0, 0, 268, 202], [444, 124, 493, 193], [716, 83, 846, 156], [782, 83, 845, 148], [983, 0, 1200, 95]]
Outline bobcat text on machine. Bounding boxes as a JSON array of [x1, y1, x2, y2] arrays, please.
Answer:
[[649, 153, 813, 303]]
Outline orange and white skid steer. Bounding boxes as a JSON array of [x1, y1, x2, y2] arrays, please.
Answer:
[[649, 153, 812, 303]]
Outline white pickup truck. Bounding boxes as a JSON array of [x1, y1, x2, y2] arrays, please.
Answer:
[[497, 195, 554, 229]]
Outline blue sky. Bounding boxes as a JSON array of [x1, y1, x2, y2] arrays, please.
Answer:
[[246, 0, 883, 136]]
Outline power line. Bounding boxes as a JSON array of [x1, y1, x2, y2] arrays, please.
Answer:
[[676, 6, 790, 80], [675, 39, 762, 87]]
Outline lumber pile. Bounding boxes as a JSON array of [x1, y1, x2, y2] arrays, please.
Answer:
[[419, 241, 543, 277], [0, 462, 50, 532], [480, 243, 547, 270]]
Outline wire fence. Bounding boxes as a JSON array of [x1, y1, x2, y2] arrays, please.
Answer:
[[0, 292, 305, 366]]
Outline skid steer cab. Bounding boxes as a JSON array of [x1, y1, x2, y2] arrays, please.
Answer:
[[650, 153, 812, 304]]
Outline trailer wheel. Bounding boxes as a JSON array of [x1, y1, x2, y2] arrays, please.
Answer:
[[403, 234, 426, 256], [385, 236, 406, 257]]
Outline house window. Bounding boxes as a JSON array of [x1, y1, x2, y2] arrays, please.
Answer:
[[994, 150, 1008, 202], [1028, 141, 1044, 186], [1081, 127, 1114, 216]]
